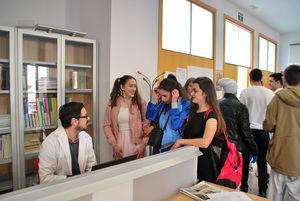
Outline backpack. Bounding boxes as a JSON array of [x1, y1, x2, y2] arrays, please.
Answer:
[[204, 109, 243, 189]]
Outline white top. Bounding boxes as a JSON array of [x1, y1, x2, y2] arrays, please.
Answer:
[[118, 107, 130, 131], [38, 126, 97, 184], [275, 87, 283, 93], [239, 86, 274, 129]]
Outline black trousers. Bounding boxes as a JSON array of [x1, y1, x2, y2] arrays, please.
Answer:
[[241, 129, 269, 194]]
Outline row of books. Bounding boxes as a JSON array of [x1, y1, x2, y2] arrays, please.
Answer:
[[23, 97, 72, 129], [0, 133, 41, 160], [0, 134, 11, 159], [0, 63, 10, 90], [23, 97, 58, 128]]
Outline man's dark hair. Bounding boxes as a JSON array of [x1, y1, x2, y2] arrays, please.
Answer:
[[59, 102, 84, 128], [270, 73, 283, 86], [249, 68, 263, 82], [284, 65, 300, 86]]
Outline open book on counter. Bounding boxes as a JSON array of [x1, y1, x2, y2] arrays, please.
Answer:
[[180, 181, 252, 201]]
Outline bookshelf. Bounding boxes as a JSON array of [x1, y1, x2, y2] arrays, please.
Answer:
[[0, 26, 98, 192], [62, 36, 97, 145], [0, 26, 15, 193], [8, 28, 99, 191]]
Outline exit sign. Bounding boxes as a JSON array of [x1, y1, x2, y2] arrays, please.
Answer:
[[238, 12, 244, 22]]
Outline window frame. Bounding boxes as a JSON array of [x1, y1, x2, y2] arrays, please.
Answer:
[[223, 14, 254, 68], [258, 33, 277, 72]]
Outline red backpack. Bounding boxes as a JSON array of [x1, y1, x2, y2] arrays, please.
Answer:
[[204, 109, 243, 189]]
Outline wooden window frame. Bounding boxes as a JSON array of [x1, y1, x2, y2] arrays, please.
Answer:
[[223, 14, 254, 68], [158, 0, 217, 82]]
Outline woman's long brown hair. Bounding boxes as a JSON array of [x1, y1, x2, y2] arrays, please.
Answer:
[[110, 75, 142, 112], [189, 77, 226, 135]]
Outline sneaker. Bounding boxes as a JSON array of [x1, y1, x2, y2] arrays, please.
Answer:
[[259, 191, 266, 198], [239, 186, 248, 192]]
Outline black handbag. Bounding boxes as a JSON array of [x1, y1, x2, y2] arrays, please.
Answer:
[[147, 106, 170, 148]]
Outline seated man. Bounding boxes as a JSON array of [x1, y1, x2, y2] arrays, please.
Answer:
[[39, 102, 97, 184]]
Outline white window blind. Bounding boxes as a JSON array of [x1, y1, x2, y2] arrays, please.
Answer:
[[162, 0, 213, 59], [191, 4, 213, 59], [225, 21, 251, 68], [258, 36, 276, 72], [289, 44, 300, 65]]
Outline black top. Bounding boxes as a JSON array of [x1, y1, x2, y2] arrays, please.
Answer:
[[69, 140, 81, 176], [184, 110, 218, 182], [219, 93, 257, 155]]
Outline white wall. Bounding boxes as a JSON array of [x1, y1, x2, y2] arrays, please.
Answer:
[[110, 0, 159, 101], [0, 0, 68, 28], [279, 30, 300, 71], [78, 0, 112, 164]]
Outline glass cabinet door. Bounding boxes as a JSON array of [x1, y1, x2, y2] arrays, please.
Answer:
[[62, 37, 98, 156], [0, 27, 14, 193], [18, 29, 60, 188]]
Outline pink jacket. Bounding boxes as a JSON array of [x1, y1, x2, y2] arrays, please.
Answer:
[[103, 97, 150, 147]]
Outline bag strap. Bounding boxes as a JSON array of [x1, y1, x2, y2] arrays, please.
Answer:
[[155, 103, 166, 124], [162, 113, 171, 130]]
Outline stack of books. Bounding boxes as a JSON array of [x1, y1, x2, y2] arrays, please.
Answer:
[[0, 114, 10, 129], [24, 133, 41, 153], [38, 77, 57, 91]]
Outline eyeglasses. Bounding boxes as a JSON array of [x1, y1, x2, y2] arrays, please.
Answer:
[[77, 115, 88, 119]]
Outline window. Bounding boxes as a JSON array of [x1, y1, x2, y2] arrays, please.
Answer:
[[289, 44, 300, 65], [225, 20, 252, 68], [258, 35, 277, 72], [162, 0, 214, 59]]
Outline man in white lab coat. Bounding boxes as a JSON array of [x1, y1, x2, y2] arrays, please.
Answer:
[[39, 102, 97, 184]]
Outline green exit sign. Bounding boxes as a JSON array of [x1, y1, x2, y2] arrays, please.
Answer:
[[238, 12, 244, 22]]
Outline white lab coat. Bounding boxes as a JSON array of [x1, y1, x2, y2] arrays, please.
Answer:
[[38, 126, 97, 184]]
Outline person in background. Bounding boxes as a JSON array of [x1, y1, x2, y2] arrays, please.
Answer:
[[171, 77, 226, 182], [269, 73, 284, 92], [146, 76, 190, 153], [184, 77, 195, 101], [217, 78, 258, 189], [39, 102, 97, 184], [263, 65, 300, 201], [239, 69, 274, 197], [103, 75, 149, 159]]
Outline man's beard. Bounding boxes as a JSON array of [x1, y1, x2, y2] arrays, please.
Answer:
[[75, 122, 88, 132]]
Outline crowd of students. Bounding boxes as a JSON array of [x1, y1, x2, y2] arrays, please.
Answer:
[[38, 65, 300, 201]]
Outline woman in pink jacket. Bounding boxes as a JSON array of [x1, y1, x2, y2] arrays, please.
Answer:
[[103, 75, 149, 159]]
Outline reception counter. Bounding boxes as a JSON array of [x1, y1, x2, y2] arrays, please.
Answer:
[[0, 146, 201, 201]]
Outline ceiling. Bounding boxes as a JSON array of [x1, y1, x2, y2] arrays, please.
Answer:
[[228, 0, 300, 34]]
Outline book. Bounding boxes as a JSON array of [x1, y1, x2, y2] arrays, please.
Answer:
[[179, 181, 226, 201]]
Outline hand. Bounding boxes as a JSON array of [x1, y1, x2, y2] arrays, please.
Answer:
[[171, 140, 181, 150], [171, 89, 179, 103], [112, 145, 123, 159], [134, 145, 145, 159], [143, 126, 154, 137], [249, 155, 258, 164], [152, 87, 159, 99]]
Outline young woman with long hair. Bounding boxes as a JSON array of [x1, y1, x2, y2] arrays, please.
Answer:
[[171, 77, 226, 182], [103, 75, 149, 159], [145, 76, 190, 153]]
